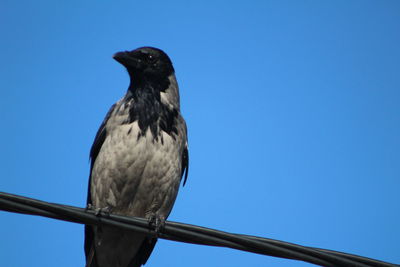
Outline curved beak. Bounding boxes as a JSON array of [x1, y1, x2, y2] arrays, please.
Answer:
[[113, 51, 141, 69]]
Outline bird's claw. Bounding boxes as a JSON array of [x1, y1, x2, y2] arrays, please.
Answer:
[[89, 206, 111, 217], [148, 214, 166, 235], [86, 203, 93, 211]]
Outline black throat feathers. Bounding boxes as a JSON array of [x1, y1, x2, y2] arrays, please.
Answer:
[[126, 76, 179, 141]]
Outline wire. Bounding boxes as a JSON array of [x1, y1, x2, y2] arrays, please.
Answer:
[[0, 192, 398, 267]]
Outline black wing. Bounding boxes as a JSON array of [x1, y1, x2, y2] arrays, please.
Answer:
[[181, 146, 189, 186], [85, 103, 116, 266], [86, 103, 116, 205], [181, 119, 189, 186]]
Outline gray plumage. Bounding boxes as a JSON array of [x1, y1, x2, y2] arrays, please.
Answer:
[[85, 47, 188, 267]]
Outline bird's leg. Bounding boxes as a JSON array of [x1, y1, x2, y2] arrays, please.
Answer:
[[148, 213, 166, 235], [95, 206, 111, 217], [86, 204, 111, 217], [85, 204, 112, 246]]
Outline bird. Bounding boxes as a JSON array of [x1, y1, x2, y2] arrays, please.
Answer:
[[84, 46, 189, 267]]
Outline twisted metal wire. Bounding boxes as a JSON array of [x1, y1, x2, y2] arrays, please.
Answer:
[[0, 192, 398, 267]]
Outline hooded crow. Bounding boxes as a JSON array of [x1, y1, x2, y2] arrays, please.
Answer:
[[85, 47, 189, 267]]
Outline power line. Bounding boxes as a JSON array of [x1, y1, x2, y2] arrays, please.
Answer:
[[0, 192, 398, 267]]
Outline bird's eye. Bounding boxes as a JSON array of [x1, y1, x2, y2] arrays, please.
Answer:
[[147, 54, 157, 63], [146, 54, 158, 67], [147, 55, 157, 66]]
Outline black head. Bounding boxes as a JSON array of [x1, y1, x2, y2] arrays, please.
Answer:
[[113, 47, 174, 80]]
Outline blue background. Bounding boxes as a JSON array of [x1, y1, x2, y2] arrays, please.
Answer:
[[1, 1, 399, 266]]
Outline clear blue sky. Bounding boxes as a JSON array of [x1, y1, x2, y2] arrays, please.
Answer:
[[1, 1, 399, 266]]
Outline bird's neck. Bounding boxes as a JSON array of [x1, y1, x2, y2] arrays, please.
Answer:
[[126, 81, 178, 140]]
